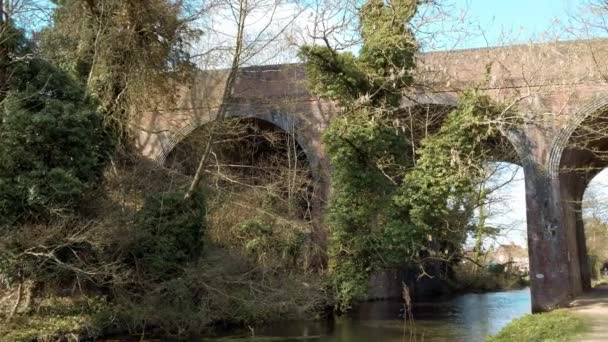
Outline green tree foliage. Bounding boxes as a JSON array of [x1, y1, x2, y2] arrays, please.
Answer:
[[392, 93, 504, 252], [300, 0, 416, 109], [358, 0, 417, 106], [584, 217, 608, 279], [0, 29, 112, 226], [297, 47, 367, 106], [301, 1, 509, 309], [300, 0, 419, 308], [41, 0, 200, 141], [323, 109, 412, 307]]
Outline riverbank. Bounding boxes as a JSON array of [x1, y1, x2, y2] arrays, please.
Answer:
[[0, 263, 530, 341], [0, 154, 331, 341], [0, 249, 330, 342], [199, 288, 531, 341], [486, 310, 588, 342], [1, 287, 531, 341], [488, 285, 608, 342]]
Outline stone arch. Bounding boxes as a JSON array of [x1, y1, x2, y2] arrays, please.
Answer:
[[158, 107, 330, 253], [155, 108, 323, 181], [581, 169, 608, 281], [547, 96, 608, 179], [544, 96, 608, 296], [490, 128, 528, 167]]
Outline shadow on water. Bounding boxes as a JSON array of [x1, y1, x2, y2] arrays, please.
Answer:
[[206, 288, 531, 342]]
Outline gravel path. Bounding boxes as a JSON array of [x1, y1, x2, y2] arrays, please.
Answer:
[[569, 286, 608, 341]]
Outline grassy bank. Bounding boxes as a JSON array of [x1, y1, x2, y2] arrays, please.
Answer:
[[487, 310, 588, 342]]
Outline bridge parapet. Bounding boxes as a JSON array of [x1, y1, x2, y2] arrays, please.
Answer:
[[419, 39, 608, 89]]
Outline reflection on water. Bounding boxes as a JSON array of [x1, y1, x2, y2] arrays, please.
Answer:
[[212, 288, 531, 342]]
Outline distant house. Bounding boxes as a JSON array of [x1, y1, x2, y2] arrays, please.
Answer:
[[492, 243, 529, 272]]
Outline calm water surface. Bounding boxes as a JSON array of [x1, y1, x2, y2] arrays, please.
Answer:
[[210, 288, 531, 342]]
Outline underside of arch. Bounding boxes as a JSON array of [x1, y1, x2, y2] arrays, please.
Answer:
[[156, 110, 317, 172], [164, 117, 311, 178], [555, 99, 608, 296], [161, 114, 329, 255]]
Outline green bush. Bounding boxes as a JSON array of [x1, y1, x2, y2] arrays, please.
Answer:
[[131, 191, 205, 278], [0, 35, 112, 225], [452, 262, 527, 292]]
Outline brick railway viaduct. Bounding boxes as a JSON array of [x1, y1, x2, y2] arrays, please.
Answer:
[[132, 39, 608, 312]]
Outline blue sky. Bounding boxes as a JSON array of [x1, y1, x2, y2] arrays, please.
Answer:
[[485, 166, 608, 249], [436, 0, 587, 50], [482, 164, 527, 248]]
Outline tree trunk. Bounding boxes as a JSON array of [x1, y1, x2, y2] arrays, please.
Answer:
[[0, 0, 9, 89], [474, 187, 487, 262]]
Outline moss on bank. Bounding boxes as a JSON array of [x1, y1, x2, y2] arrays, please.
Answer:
[[487, 310, 588, 342]]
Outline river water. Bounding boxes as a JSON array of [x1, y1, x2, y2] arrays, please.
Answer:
[[211, 288, 531, 342]]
